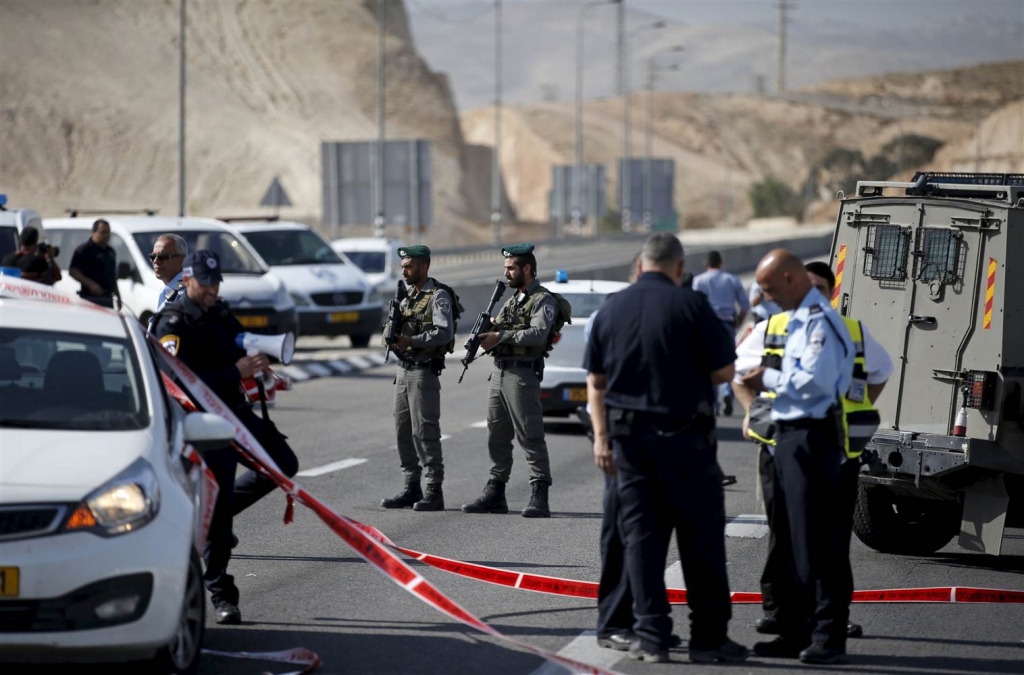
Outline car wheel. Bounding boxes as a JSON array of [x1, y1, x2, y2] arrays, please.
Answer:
[[152, 550, 205, 675], [350, 334, 371, 348]]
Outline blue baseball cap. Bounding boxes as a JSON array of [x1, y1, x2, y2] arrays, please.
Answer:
[[182, 250, 224, 285]]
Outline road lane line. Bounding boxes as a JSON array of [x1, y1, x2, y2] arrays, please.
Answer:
[[296, 458, 368, 477], [726, 514, 769, 538], [469, 420, 489, 429], [663, 561, 685, 590], [440, 434, 452, 441], [527, 631, 623, 675], [327, 359, 354, 374], [348, 355, 374, 369], [274, 365, 312, 381], [299, 362, 334, 378]]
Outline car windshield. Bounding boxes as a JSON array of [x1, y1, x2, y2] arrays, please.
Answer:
[[243, 229, 344, 266], [0, 328, 150, 431], [133, 231, 266, 275], [341, 250, 386, 274], [559, 293, 610, 319], [0, 226, 18, 261]]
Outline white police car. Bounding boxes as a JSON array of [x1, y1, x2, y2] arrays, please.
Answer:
[[230, 221, 384, 345], [541, 272, 629, 416], [330, 236, 405, 290], [0, 290, 237, 673]]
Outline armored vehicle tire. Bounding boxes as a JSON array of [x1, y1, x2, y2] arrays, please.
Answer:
[[350, 333, 371, 348], [853, 484, 961, 555]]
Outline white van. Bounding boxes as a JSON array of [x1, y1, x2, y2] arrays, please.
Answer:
[[330, 236, 406, 290], [229, 221, 383, 345], [42, 216, 297, 335], [0, 195, 43, 262]]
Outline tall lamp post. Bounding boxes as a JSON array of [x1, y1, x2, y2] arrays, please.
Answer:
[[572, 0, 619, 237], [490, 0, 503, 245], [643, 46, 683, 232], [621, 20, 665, 233], [178, 0, 186, 217], [374, 0, 387, 238]]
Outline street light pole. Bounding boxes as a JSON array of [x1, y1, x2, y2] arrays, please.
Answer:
[[643, 47, 682, 232], [178, 0, 186, 217], [621, 20, 665, 233], [374, 0, 387, 238], [491, 0, 503, 245]]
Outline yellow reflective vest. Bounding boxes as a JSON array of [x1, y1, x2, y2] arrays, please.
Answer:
[[749, 313, 879, 459]]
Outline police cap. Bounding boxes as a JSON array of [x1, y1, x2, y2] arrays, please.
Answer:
[[182, 250, 224, 285], [501, 243, 535, 258], [398, 244, 431, 259]]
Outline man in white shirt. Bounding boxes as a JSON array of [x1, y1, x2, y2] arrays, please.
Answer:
[[147, 234, 188, 333]]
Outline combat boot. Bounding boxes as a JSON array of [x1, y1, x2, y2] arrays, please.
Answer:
[[461, 479, 508, 514], [413, 484, 445, 512], [381, 482, 422, 509], [521, 482, 550, 518]]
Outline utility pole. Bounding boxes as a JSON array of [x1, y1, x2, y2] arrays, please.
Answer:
[[643, 58, 653, 233], [776, 0, 787, 95], [178, 0, 186, 217], [374, 0, 387, 238], [491, 0, 503, 245], [618, 0, 627, 232]]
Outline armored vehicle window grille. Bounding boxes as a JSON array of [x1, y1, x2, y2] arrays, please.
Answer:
[[914, 228, 963, 284], [862, 225, 910, 281]]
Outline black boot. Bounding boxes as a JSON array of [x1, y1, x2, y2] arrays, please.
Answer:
[[381, 482, 422, 509], [461, 479, 508, 514], [413, 484, 445, 512], [521, 483, 550, 518]]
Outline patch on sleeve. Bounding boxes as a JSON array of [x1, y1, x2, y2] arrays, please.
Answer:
[[436, 295, 451, 316], [543, 303, 556, 322], [808, 329, 826, 354], [159, 334, 180, 356]]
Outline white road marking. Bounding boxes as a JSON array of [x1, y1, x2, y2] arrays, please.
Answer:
[[440, 434, 452, 441], [348, 355, 374, 369], [296, 458, 368, 477], [366, 353, 387, 365], [469, 420, 489, 429], [726, 514, 769, 538], [274, 365, 312, 381], [527, 631, 624, 675], [299, 362, 335, 378], [663, 560, 685, 590], [327, 359, 354, 374]]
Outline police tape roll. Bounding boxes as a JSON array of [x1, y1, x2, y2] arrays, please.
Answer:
[[355, 524, 1024, 606]]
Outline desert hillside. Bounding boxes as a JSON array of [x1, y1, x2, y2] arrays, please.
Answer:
[[462, 61, 1023, 229], [0, 0, 486, 244]]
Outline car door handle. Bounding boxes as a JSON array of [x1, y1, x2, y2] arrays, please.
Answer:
[[909, 315, 936, 324]]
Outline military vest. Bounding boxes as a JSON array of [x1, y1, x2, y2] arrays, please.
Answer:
[[491, 287, 550, 358], [749, 312, 879, 459], [400, 284, 450, 359]]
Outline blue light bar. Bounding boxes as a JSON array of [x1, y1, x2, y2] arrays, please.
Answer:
[[555, 270, 569, 283]]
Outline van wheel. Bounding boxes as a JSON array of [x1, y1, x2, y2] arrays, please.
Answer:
[[152, 551, 205, 675], [350, 334, 371, 348], [852, 485, 960, 555]]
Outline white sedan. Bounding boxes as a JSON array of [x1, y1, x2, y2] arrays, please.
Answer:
[[540, 276, 629, 416], [0, 295, 236, 673]]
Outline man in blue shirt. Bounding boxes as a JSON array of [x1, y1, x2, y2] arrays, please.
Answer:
[[693, 250, 750, 416], [586, 233, 747, 665], [740, 249, 855, 665], [147, 234, 187, 333]]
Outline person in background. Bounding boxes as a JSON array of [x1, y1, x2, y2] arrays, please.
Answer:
[[749, 281, 781, 322], [693, 250, 750, 416], [69, 218, 121, 309], [147, 233, 188, 332], [1, 227, 51, 283]]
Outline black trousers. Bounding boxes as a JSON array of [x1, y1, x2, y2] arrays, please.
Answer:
[[761, 448, 860, 623], [202, 405, 299, 606], [614, 429, 731, 653], [770, 420, 849, 650], [596, 474, 633, 638]]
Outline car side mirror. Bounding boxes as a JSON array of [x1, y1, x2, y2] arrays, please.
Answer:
[[182, 412, 237, 452]]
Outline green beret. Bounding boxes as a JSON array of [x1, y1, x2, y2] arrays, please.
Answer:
[[398, 244, 431, 259], [502, 243, 535, 257]]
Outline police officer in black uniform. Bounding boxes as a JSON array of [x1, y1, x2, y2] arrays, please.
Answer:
[[153, 250, 299, 625], [585, 233, 747, 664]]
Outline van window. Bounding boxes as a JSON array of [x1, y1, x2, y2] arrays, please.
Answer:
[[343, 251, 386, 274], [133, 231, 266, 275], [0, 226, 18, 261], [243, 229, 344, 266]]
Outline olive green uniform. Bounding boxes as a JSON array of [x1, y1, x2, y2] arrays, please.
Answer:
[[486, 279, 558, 486], [392, 279, 454, 486]]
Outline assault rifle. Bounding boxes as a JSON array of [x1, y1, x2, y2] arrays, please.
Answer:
[[383, 280, 408, 363], [458, 279, 507, 383]]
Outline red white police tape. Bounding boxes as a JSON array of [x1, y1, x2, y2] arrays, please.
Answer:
[[199, 647, 323, 675], [355, 524, 1024, 605]]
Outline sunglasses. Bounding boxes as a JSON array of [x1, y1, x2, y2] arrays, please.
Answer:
[[149, 253, 184, 262]]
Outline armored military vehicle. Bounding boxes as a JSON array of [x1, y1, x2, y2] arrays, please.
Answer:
[[830, 172, 1023, 556]]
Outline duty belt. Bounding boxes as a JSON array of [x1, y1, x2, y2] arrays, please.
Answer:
[[400, 360, 434, 370], [493, 357, 539, 370]]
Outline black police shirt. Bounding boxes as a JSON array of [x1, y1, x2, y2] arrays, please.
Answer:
[[69, 239, 117, 295], [154, 293, 248, 409], [584, 272, 736, 418]]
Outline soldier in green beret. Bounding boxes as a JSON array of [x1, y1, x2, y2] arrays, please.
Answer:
[[381, 244, 460, 512], [462, 243, 568, 518]]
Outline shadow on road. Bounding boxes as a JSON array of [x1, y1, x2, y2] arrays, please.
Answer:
[[917, 551, 1024, 573]]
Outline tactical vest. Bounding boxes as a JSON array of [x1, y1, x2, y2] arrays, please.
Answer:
[[749, 312, 879, 459], [400, 284, 450, 359], [492, 288, 556, 359]]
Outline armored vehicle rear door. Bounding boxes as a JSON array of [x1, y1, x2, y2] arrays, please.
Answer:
[[834, 199, 993, 435]]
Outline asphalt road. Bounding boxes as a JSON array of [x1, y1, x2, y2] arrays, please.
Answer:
[[192, 360, 1024, 675]]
